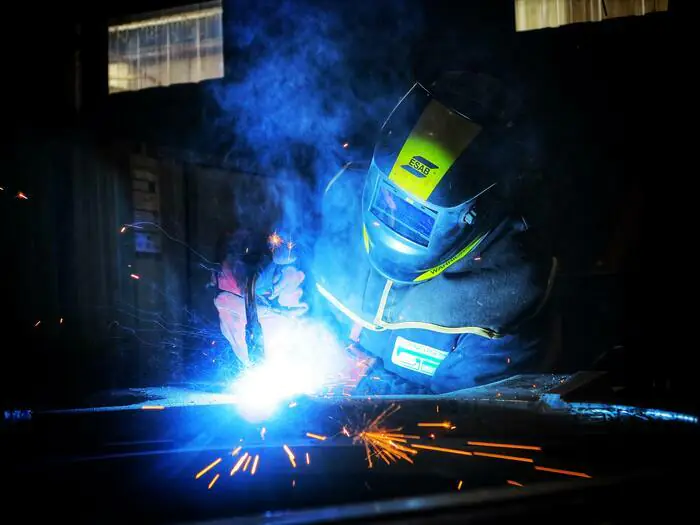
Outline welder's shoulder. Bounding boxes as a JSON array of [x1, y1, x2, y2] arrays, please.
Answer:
[[498, 220, 551, 262], [445, 220, 555, 329], [463, 217, 554, 288]]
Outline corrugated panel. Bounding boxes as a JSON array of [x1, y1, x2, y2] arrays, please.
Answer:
[[515, 0, 669, 31], [70, 139, 134, 387], [3, 132, 148, 402], [125, 154, 189, 383], [108, 1, 224, 93]]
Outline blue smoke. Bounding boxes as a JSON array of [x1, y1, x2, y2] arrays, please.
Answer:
[[209, 0, 422, 234]]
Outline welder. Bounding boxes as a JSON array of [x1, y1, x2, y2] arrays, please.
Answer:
[[313, 71, 557, 395], [213, 228, 308, 365]]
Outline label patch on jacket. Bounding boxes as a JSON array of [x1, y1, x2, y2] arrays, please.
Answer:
[[391, 337, 448, 376]]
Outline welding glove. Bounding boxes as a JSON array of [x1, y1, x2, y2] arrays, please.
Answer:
[[267, 265, 307, 310], [215, 263, 308, 365]]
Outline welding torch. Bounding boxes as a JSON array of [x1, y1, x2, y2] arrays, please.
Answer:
[[242, 234, 309, 365], [242, 248, 267, 365]]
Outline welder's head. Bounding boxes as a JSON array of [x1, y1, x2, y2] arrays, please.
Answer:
[[362, 71, 522, 284]]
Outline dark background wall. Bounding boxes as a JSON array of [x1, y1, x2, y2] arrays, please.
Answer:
[[2, 1, 689, 409]]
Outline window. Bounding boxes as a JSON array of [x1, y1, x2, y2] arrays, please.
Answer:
[[108, 1, 224, 93], [514, 0, 669, 32]]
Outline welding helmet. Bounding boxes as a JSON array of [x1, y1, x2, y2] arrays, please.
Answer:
[[362, 71, 519, 284]]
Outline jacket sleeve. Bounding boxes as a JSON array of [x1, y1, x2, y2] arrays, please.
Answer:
[[429, 330, 542, 394], [393, 226, 555, 334]]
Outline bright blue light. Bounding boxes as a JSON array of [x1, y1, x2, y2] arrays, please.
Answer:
[[228, 319, 346, 423], [638, 408, 697, 424], [569, 402, 698, 424]]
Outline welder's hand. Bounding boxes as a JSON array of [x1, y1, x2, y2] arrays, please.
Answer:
[[215, 291, 303, 365], [268, 266, 307, 313]]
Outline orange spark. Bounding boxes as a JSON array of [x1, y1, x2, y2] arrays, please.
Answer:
[[306, 432, 327, 441], [412, 444, 473, 457], [381, 433, 421, 441], [207, 473, 220, 489], [305, 452, 310, 465], [467, 441, 542, 451], [507, 480, 524, 487], [268, 232, 283, 248], [473, 451, 534, 463], [34, 321, 41, 327], [417, 422, 453, 429], [195, 458, 222, 479], [283, 444, 297, 468], [141, 405, 165, 410], [457, 480, 463, 490], [356, 430, 417, 465], [16, 192, 28, 200], [231, 446, 242, 456], [350, 404, 418, 468], [230, 453, 249, 475], [130, 273, 140, 280], [535, 466, 592, 479], [242, 455, 252, 472], [251, 455, 260, 475], [120, 226, 127, 233]]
